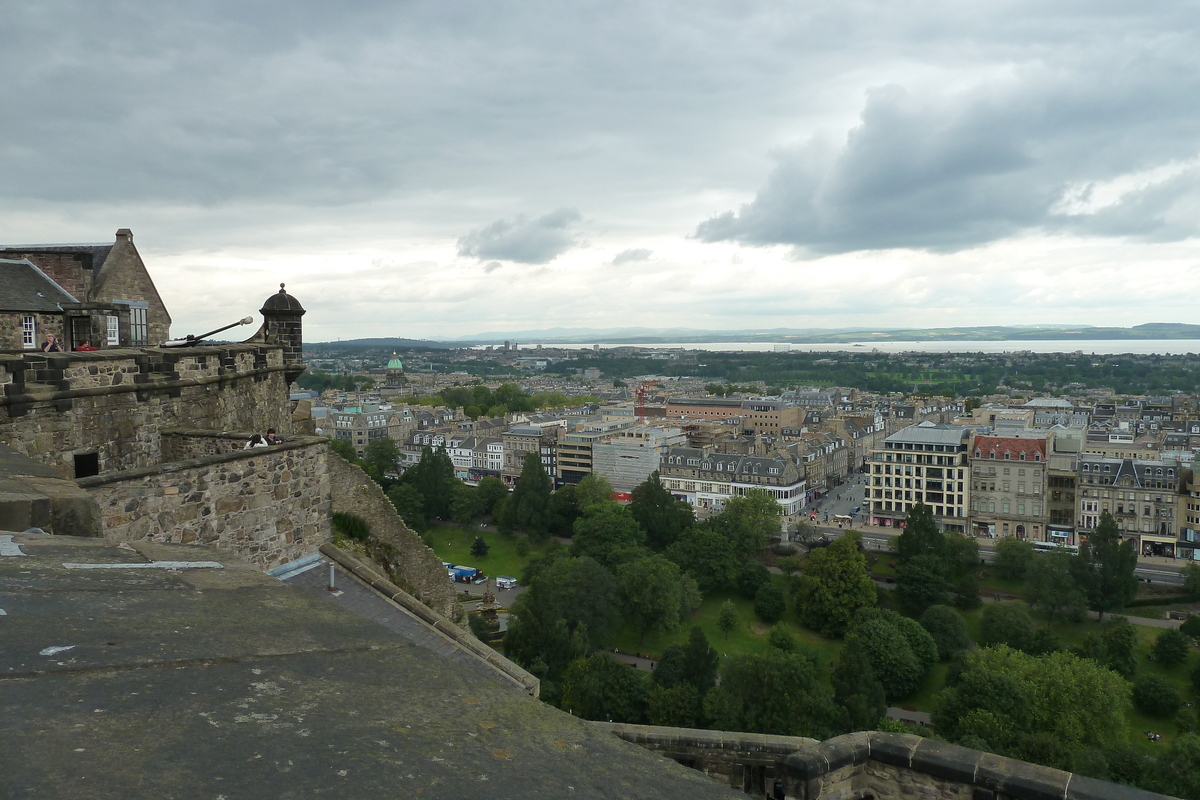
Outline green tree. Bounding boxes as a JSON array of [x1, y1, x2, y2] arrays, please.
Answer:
[[832, 635, 887, 733], [1183, 562, 1200, 597], [1133, 674, 1182, 717], [386, 483, 425, 531], [617, 554, 686, 644], [1072, 511, 1138, 621], [735, 561, 771, 600], [561, 653, 649, 722], [1152, 628, 1190, 668], [1025, 550, 1087, 623], [665, 525, 739, 593], [451, 483, 481, 526], [328, 437, 359, 464], [980, 603, 1036, 652], [710, 490, 780, 556], [1181, 615, 1200, 639], [470, 535, 490, 558], [503, 593, 588, 690], [718, 600, 739, 640], [844, 611, 928, 700], [920, 605, 973, 660], [475, 476, 508, 516], [754, 582, 786, 624], [574, 472, 615, 514], [705, 649, 842, 739], [896, 503, 945, 564], [546, 483, 581, 534], [654, 626, 720, 696], [630, 471, 695, 551], [646, 683, 701, 728], [504, 451, 554, 538], [363, 437, 401, 479], [934, 647, 1132, 758], [1082, 617, 1138, 678], [538, 556, 623, 647], [571, 503, 646, 567], [1148, 733, 1200, 800], [468, 613, 492, 643], [794, 533, 878, 637], [895, 554, 951, 617], [954, 573, 982, 610], [403, 445, 457, 521], [994, 537, 1035, 581], [943, 533, 980, 578], [767, 624, 797, 653]]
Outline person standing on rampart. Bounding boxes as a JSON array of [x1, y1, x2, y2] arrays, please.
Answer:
[[41, 333, 63, 353]]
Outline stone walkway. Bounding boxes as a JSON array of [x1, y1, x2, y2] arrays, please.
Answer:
[[282, 559, 521, 688]]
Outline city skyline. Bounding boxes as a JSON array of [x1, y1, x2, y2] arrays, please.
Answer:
[[6, 2, 1200, 342]]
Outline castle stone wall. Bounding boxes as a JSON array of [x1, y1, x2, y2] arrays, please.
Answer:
[[79, 436, 331, 569], [0, 345, 294, 478], [327, 454, 458, 619], [600, 726, 1176, 800]]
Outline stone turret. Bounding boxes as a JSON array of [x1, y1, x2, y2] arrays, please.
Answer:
[[260, 283, 306, 386]]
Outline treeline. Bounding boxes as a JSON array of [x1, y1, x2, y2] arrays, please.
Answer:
[[412, 383, 601, 419], [546, 350, 1200, 395], [295, 369, 376, 392]]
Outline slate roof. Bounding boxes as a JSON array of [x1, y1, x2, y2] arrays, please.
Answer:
[[0, 258, 78, 312]]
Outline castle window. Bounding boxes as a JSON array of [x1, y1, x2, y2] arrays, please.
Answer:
[[22, 315, 35, 348], [121, 302, 149, 346], [106, 315, 120, 346]]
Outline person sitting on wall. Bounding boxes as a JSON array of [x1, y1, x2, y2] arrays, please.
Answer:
[[244, 433, 269, 449], [41, 333, 63, 353], [265, 428, 280, 445], [75, 339, 98, 351]]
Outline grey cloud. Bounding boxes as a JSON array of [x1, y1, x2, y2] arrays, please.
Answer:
[[483, 261, 503, 273], [696, 66, 1200, 254], [457, 208, 583, 264], [611, 248, 653, 265]]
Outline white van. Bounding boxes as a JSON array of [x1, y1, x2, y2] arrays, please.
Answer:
[[495, 576, 518, 590]]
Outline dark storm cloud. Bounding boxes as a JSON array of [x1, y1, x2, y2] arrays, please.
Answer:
[[457, 208, 583, 264]]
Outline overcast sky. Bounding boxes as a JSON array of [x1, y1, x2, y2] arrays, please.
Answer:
[[5, 1, 1200, 341]]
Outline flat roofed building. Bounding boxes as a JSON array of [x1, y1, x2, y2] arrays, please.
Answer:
[[867, 422, 973, 533]]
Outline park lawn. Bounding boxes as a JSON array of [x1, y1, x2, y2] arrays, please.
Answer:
[[426, 525, 551, 581]]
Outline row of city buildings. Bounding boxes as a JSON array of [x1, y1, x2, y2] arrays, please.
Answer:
[[865, 395, 1200, 559], [315, 376, 1200, 560]]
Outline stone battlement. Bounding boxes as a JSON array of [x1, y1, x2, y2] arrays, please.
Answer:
[[600, 724, 1175, 800], [0, 344, 295, 478]]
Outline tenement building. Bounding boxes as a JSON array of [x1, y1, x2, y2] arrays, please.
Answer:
[[968, 433, 1049, 541], [866, 422, 972, 533], [1077, 454, 1183, 557], [659, 445, 806, 514]]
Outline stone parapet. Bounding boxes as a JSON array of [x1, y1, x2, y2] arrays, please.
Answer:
[[0, 344, 294, 477], [79, 435, 331, 569], [602, 726, 1178, 800]]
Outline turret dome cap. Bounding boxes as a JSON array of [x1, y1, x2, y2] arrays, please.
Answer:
[[261, 283, 306, 314]]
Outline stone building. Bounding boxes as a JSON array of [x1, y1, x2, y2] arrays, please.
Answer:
[[659, 445, 806, 514], [0, 228, 172, 350], [968, 433, 1049, 541], [1077, 454, 1184, 556]]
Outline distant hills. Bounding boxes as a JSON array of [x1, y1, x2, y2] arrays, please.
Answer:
[[447, 323, 1200, 345], [305, 323, 1200, 349]]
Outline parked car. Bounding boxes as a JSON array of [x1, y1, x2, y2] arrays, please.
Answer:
[[496, 576, 517, 590]]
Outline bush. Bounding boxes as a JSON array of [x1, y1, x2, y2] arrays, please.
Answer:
[[980, 603, 1035, 652], [332, 511, 370, 542], [920, 605, 972, 660], [1181, 615, 1200, 639], [1133, 674, 1183, 717], [754, 583, 787, 624], [736, 561, 771, 599], [954, 574, 982, 610], [468, 613, 492, 643], [1153, 628, 1190, 668]]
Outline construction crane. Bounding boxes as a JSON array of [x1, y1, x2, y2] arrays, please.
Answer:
[[635, 379, 660, 423]]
